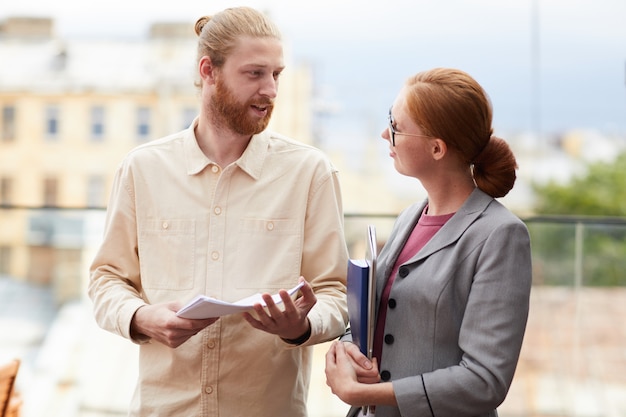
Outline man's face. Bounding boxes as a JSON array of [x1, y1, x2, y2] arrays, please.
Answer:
[[209, 36, 285, 136]]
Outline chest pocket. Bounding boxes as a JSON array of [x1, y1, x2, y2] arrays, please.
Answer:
[[138, 219, 195, 290], [231, 218, 301, 291]]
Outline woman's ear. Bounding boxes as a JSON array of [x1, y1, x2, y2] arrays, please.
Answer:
[[431, 138, 447, 161]]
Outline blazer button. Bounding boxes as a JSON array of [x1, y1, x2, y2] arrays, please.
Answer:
[[398, 266, 409, 278], [381, 370, 391, 381], [384, 334, 394, 345], [388, 298, 396, 309]]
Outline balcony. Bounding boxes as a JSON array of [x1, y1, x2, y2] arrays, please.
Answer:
[[1, 207, 625, 417]]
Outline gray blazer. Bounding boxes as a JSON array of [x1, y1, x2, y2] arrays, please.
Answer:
[[348, 188, 532, 417]]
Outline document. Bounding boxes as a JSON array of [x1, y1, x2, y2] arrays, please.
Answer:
[[176, 282, 304, 319], [347, 225, 378, 416], [347, 258, 369, 356], [346, 225, 377, 358]]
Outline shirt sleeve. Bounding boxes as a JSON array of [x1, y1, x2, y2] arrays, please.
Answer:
[[295, 166, 349, 347], [88, 161, 147, 342]]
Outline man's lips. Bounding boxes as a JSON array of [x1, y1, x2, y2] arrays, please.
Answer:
[[251, 102, 273, 115]]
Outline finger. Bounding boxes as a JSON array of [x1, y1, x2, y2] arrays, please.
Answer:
[[325, 341, 338, 366], [298, 278, 316, 301], [169, 301, 184, 312], [278, 289, 298, 315], [261, 293, 283, 317], [324, 344, 336, 387], [344, 342, 373, 370], [333, 340, 351, 364], [242, 312, 264, 330], [190, 317, 219, 330], [262, 292, 277, 307], [336, 340, 347, 354], [250, 302, 277, 327]]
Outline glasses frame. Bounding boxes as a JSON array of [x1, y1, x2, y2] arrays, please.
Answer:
[[387, 107, 432, 147]]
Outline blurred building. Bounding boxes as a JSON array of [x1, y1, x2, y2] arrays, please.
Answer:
[[0, 17, 313, 302]]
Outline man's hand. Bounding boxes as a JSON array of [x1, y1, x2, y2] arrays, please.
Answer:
[[242, 277, 317, 341], [131, 302, 218, 348]]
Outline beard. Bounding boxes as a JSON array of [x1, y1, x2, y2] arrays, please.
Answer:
[[209, 76, 275, 136]]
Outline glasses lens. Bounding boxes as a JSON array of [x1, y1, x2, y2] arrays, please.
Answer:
[[388, 109, 395, 146]]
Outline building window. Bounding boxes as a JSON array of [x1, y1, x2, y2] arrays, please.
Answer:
[[1, 105, 16, 142], [43, 177, 58, 207], [91, 106, 105, 141], [86, 175, 106, 208], [45, 105, 59, 140], [0, 177, 12, 206], [137, 107, 151, 141]]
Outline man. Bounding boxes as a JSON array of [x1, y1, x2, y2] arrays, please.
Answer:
[[88, 7, 348, 416]]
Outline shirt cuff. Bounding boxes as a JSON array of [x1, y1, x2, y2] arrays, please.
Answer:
[[281, 320, 312, 345]]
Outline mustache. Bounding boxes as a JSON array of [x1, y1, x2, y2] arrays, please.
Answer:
[[250, 98, 274, 107]]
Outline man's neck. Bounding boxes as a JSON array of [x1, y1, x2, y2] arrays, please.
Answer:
[[194, 116, 252, 168]]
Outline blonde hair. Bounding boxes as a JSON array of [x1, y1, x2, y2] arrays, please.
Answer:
[[194, 7, 281, 75], [404, 68, 517, 198]]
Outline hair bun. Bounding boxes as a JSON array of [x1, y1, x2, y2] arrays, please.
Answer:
[[194, 16, 212, 36]]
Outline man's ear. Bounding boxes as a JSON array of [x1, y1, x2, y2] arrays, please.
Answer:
[[431, 138, 447, 161], [199, 56, 217, 85]]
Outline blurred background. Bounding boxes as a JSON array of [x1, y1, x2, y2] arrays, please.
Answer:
[[1, 0, 625, 416]]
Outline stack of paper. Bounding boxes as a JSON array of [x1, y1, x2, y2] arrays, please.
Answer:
[[176, 282, 304, 319]]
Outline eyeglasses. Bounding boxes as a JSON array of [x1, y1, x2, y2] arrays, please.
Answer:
[[387, 107, 432, 147]]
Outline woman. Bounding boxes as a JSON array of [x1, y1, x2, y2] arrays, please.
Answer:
[[325, 68, 532, 417]]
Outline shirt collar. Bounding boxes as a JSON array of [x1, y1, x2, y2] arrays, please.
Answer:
[[235, 130, 268, 180], [183, 118, 212, 175], [183, 117, 269, 179]]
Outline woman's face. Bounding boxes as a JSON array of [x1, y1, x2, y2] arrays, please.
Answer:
[[382, 92, 436, 180]]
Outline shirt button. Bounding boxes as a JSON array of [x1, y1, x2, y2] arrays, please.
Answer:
[[384, 334, 395, 345], [211, 165, 219, 173], [381, 370, 391, 381], [266, 221, 274, 231], [205, 386, 213, 394], [211, 251, 220, 260], [214, 206, 222, 215], [207, 340, 216, 349], [162, 222, 169, 229]]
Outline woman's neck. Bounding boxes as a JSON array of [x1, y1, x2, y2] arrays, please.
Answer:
[[424, 176, 475, 216]]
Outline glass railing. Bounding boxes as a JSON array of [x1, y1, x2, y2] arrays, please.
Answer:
[[1, 207, 625, 416]]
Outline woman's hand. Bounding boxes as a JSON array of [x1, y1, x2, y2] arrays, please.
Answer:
[[325, 341, 380, 405], [343, 341, 381, 383]]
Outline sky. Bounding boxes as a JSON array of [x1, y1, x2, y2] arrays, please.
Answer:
[[2, 0, 626, 143]]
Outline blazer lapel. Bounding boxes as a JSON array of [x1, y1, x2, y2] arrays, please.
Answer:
[[375, 189, 494, 296], [408, 188, 494, 263], [375, 199, 425, 296]]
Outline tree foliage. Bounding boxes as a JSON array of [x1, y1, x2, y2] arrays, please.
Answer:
[[532, 152, 626, 216], [529, 151, 626, 286]]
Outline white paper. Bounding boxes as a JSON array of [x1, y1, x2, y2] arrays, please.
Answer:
[[176, 282, 304, 319], [366, 224, 377, 360]]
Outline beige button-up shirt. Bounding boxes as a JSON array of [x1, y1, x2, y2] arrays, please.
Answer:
[[88, 121, 349, 416]]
